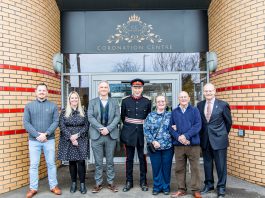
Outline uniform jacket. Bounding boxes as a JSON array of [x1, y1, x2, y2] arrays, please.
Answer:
[[121, 96, 151, 147], [197, 98, 232, 150], [87, 97, 120, 140]]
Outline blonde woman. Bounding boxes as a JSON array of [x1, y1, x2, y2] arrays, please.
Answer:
[[58, 91, 89, 194]]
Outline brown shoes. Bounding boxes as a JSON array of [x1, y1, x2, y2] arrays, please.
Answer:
[[107, 184, 118, 192], [170, 190, 201, 198], [27, 186, 61, 197], [194, 191, 202, 198], [92, 185, 103, 193], [26, 189, 37, 198], [50, 186, 62, 195], [171, 191, 187, 197]]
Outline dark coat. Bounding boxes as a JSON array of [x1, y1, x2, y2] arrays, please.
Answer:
[[58, 109, 89, 161], [120, 96, 151, 147], [197, 99, 232, 150]]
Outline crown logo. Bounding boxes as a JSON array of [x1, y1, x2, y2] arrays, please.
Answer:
[[128, 14, 140, 22], [107, 14, 162, 44]]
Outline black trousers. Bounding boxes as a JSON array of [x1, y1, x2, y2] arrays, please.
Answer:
[[69, 160, 86, 183], [125, 143, 147, 185], [202, 142, 227, 190]]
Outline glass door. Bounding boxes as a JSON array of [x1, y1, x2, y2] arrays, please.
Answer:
[[89, 72, 179, 163]]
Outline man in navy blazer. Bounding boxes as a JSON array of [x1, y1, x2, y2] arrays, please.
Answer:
[[197, 83, 232, 198]]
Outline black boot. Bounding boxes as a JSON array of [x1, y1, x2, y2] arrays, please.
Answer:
[[140, 183, 148, 191], [70, 182, 77, 193], [80, 183, 87, 194], [123, 181, 133, 192], [201, 185, 214, 194]]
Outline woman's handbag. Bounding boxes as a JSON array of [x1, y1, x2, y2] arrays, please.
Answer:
[[146, 142, 156, 153], [146, 113, 166, 154]]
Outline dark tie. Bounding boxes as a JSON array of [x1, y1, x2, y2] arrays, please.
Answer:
[[206, 101, 212, 122]]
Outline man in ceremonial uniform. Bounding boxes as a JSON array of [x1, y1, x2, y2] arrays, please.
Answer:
[[121, 78, 152, 192]]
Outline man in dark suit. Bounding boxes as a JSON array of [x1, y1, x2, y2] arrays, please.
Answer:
[[88, 80, 120, 193], [197, 83, 232, 198], [120, 78, 152, 192]]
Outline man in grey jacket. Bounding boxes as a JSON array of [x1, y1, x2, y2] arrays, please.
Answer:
[[23, 83, 61, 198], [88, 80, 120, 193]]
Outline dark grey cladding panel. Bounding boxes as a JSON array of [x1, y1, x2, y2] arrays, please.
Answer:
[[61, 10, 208, 53], [61, 12, 86, 52], [56, 0, 211, 11], [183, 11, 209, 52]]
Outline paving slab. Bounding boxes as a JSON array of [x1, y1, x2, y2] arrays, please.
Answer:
[[1, 164, 265, 198]]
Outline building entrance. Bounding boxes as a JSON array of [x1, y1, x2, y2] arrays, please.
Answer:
[[62, 70, 207, 164], [89, 72, 179, 163]]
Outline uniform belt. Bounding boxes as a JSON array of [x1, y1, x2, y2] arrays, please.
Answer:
[[125, 117, 144, 124]]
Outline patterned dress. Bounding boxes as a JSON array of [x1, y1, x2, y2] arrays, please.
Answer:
[[143, 111, 172, 150], [58, 109, 89, 161]]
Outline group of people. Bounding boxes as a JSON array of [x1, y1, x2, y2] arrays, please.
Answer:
[[144, 84, 232, 198], [23, 78, 232, 198]]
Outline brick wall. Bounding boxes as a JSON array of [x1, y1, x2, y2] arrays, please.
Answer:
[[0, 0, 61, 194], [209, 0, 265, 185]]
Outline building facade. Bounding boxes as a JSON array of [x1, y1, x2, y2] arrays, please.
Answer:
[[0, 0, 265, 194], [0, 0, 61, 193], [209, 0, 265, 186]]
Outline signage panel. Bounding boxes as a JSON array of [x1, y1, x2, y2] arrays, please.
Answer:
[[62, 10, 208, 53]]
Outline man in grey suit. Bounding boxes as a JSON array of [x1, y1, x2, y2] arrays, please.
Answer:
[[88, 80, 120, 193], [197, 83, 232, 198]]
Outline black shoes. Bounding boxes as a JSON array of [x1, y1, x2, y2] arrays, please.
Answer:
[[152, 191, 159, 195], [163, 191, 170, 195], [217, 188, 225, 197], [70, 182, 77, 193], [123, 181, 148, 192], [140, 183, 149, 191], [80, 183, 87, 194], [200, 185, 214, 194], [123, 181, 133, 192], [152, 189, 169, 195], [70, 182, 87, 194], [201, 185, 225, 197]]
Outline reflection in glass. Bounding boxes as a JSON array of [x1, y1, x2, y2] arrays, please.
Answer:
[[63, 53, 206, 73], [109, 82, 173, 158], [111, 59, 141, 72], [62, 75, 90, 110], [182, 73, 207, 106], [62, 75, 90, 161], [153, 53, 199, 72]]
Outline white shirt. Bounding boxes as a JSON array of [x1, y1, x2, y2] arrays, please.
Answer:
[[179, 104, 188, 113], [100, 96, 108, 107]]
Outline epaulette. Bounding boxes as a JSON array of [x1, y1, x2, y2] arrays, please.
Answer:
[[143, 95, 151, 100], [122, 95, 130, 100]]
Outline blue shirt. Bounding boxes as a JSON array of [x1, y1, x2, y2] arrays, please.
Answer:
[[144, 111, 172, 150]]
